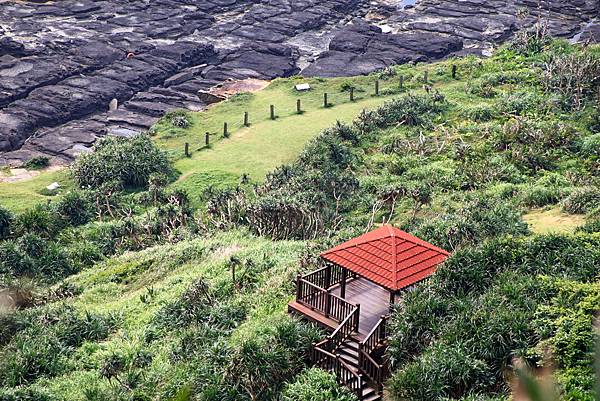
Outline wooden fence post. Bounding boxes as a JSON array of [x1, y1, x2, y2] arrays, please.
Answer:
[[244, 111, 249, 127], [223, 122, 228, 137], [399, 75, 404, 90], [205, 132, 209, 146], [423, 70, 428, 83], [270, 105, 275, 120], [375, 79, 379, 96], [184, 142, 190, 157], [452, 64, 457, 79], [296, 99, 302, 114], [323, 93, 328, 108], [350, 87, 354, 102]]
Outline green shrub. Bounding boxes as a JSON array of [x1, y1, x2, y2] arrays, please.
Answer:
[[580, 133, 600, 158], [521, 172, 572, 207], [465, 80, 497, 98], [71, 135, 174, 189], [0, 387, 52, 401], [282, 368, 357, 401], [23, 156, 50, 170], [561, 187, 600, 214], [166, 110, 192, 129], [576, 218, 600, 233], [410, 195, 528, 250], [52, 190, 94, 227], [223, 318, 319, 401], [14, 204, 58, 238], [0, 206, 13, 239], [0, 306, 117, 387], [497, 91, 546, 116], [464, 105, 495, 122], [389, 343, 494, 401]]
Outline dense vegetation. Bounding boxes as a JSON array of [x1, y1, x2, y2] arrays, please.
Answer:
[[0, 38, 599, 400]]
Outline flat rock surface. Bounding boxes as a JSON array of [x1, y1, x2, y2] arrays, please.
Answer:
[[0, 0, 597, 166]]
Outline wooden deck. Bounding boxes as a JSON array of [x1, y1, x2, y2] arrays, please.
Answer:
[[288, 277, 391, 339], [332, 278, 390, 337]]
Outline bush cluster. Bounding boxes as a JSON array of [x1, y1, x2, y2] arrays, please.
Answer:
[[71, 135, 174, 189]]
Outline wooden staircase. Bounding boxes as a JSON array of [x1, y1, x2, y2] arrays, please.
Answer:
[[310, 307, 389, 401], [288, 265, 390, 400]]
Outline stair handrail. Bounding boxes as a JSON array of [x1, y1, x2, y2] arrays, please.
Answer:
[[358, 347, 384, 392], [312, 342, 365, 400], [325, 304, 360, 352], [357, 315, 390, 393], [360, 314, 389, 354]]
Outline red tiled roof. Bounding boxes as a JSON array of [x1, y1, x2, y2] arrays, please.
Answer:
[[320, 225, 450, 291]]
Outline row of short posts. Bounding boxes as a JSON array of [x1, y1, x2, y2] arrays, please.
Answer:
[[183, 65, 460, 156]]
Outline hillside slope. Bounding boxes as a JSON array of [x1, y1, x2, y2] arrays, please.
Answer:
[[1, 38, 600, 401]]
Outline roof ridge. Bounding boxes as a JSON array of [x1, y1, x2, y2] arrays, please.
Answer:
[[387, 225, 398, 292]]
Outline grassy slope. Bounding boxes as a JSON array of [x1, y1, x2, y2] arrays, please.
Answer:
[[34, 230, 307, 399]]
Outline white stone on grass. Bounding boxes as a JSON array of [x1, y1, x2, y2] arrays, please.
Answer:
[[46, 182, 60, 191], [295, 83, 311, 91]]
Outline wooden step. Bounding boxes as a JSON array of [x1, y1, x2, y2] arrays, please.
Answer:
[[338, 345, 359, 360], [362, 386, 381, 401], [338, 351, 359, 368]]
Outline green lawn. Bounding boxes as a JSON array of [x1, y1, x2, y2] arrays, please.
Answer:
[[151, 74, 419, 202], [0, 168, 73, 213]]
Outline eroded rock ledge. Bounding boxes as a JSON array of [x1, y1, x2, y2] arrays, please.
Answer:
[[0, 0, 598, 166]]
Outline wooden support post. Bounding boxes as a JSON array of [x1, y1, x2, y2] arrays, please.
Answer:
[[296, 273, 302, 301], [323, 92, 328, 108], [324, 264, 332, 289], [380, 315, 388, 339], [399, 75, 404, 90], [270, 105, 275, 120], [375, 79, 380, 96], [184, 142, 190, 157], [389, 291, 396, 311], [223, 122, 228, 137], [205, 132, 209, 146], [340, 268, 347, 299], [325, 289, 331, 318], [244, 111, 249, 127], [350, 87, 354, 102], [452, 64, 457, 79]]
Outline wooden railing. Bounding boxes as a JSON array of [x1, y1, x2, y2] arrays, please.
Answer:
[[303, 263, 346, 290], [322, 306, 360, 352], [312, 341, 365, 400], [361, 315, 389, 354], [358, 315, 390, 392], [296, 278, 356, 323], [358, 348, 387, 392]]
